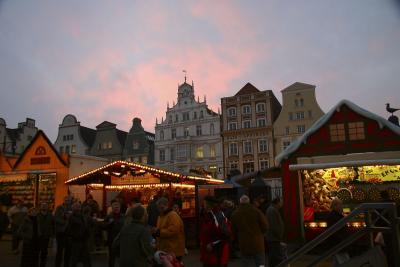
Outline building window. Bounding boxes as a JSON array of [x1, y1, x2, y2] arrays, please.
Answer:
[[175, 114, 178, 122], [65, 145, 70, 154], [178, 144, 186, 158], [348, 122, 365, 140], [229, 161, 238, 172], [259, 159, 269, 170], [330, 123, 345, 142], [297, 125, 306, 133], [289, 112, 293, 121], [142, 156, 147, 164], [300, 99, 304, 107], [71, 145, 76, 154], [209, 144, 216, 158], [228, 107, 236, 117], [200, 110, 204, 119], [59, 146, 64, 154], [243, 140, 252, 154], [243, 162, 254, 173], [242, 105, 251, 114], [308, 110, 313, 119], [259, 139, 268, 153], [184, 127, 189, 137], [243, 120, 251, 129], [285, 127, 290, 135], [107, 142, 112, 149], [256, 103, 265, 113], [196, 125, 202, 136], [133, 141, 139, 149], [193, 112, 197, 119], [196, 146, 204, 159], [295, 99, 299, 107], [228, 122, 237, 130], [63, 135, 66, 141], [169, 115, 172, 123], [170, 148, 175, 161], [98, 143, 102, 150], [296, 112, 304, 120], [183, 112, 189, 121], [229, 143, 238, 156], [159, 150, 165, 162], [257, 118, 266, 127], [160, 130, 164, 141], [283, 141, 291, 150], [171, 129, 176, 139], [70, 134, 74, 140], [210, 123, 215, 135]]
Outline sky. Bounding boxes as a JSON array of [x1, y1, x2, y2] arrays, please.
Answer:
[[1, 0, 400, 142]]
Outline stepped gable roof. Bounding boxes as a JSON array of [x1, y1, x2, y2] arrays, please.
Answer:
[[79, 126, 96, 147], [235, 82, 260, 96], [281, 82, 315, 92], [275, 99, 400, 166], [96, 121, 117, 129]]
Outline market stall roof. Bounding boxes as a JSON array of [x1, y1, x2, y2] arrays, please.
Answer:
[[65, 160, 224, 185], [275, 100, 400, 166], [228, 167, 282, 187]]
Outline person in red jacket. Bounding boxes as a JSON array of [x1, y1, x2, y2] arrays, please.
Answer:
[[199, 195, 230, 267]]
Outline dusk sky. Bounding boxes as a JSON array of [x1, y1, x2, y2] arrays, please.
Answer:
[[1, 1, 400, 142]]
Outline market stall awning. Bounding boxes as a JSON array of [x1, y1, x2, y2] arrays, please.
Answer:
[[289, 159, 400, 171], [65, 160, 224, 185], [0, 173, 28, 183]]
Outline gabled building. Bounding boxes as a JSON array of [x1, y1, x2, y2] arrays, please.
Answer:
[[0, 118, 38, 155], [273, 82, 324, 156], [123, 118, 155, 165], [90, 121, 127, 161], [54, 114, 96, 155], [155, 78, 223, 178], [221, 83, 281, 177]]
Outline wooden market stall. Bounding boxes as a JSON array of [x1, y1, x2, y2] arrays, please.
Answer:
[[65, 160, 224, 247], [275, 100, 400, 243]]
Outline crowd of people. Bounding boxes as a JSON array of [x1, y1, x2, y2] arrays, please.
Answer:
[[0, 192, 289, 267]]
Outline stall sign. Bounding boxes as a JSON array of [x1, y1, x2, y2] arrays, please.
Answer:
[[320, 165, 400, 183], [111, 172, 160, 185]]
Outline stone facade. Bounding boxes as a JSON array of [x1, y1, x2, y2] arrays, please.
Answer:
[[155, 79, 223, 179], [273, 82, 324, 156], [221, 83, 281, 177], [0, 118, 38, 155]]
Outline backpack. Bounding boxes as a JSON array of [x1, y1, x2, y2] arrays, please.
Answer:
[[211, 211, 233, 240]]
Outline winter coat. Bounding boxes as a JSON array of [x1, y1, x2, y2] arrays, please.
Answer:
[[18, 215, 39, 242], [199, 208, 230, 265], [65, 212, 91, 243], [266, 205, 284, 242], [156, 209, 185, 257], [54, 204, 71, 233], [231, 203, 268, 255], [8, 205, 27, 227], [103, 212, 124, 246], [37, 212, 54, 238], [117, 221, 154, 267]]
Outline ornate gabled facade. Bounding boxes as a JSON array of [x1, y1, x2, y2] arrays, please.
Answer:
[[273, 82, 324, 156], [123, 118, 155, 165], [90, 121, 127, 161], [0, 118, 38, 155], [221, 83, 282, 177], [154, 78, 223, 179], [54, 114, 96, 155]]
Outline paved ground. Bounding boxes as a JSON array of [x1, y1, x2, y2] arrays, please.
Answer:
[[0, 234, 332, 267]]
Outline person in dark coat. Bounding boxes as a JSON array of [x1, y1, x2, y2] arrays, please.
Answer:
[[116, 204, 154, 267], [18, 207, 40, 267], [232, 195, 268, 267], [199, 196, 230, 267], [8, 199, 28, 253], [266, 197, 285, 267], [37, 202, 54, 267], [146, 192, 161, 227], [54, 196, 72, 267], [65, 202, 92, 267], [0, 203, 9, 240], [103, 200, 125, 267]]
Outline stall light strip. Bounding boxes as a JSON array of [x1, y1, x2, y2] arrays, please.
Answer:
[[105, 183, 170, 190], [289, 159, 400, 171], [171, 183, 195, 188]]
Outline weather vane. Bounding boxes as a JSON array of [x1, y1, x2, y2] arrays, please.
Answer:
[[386, 103, 400, 126], [386, 103, 400, 116], [182, 70, 187, 83]]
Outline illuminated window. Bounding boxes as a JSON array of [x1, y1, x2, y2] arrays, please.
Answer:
[[348, 122, 365, 140], [133, 141, 139, 149], [229, 143, 238, 156], [71, 145, 76, 154], [141, 156, 147, 164], [330, 123, 346, 142], [243, 141, 252, 154], [107, 142, 112, 149], [208, 144, 215, 158], [259, 139, 268, 153], [196, 146, 204, 158]]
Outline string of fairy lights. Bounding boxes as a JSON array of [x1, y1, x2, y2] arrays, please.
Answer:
[[87, 183, 196, 190]]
